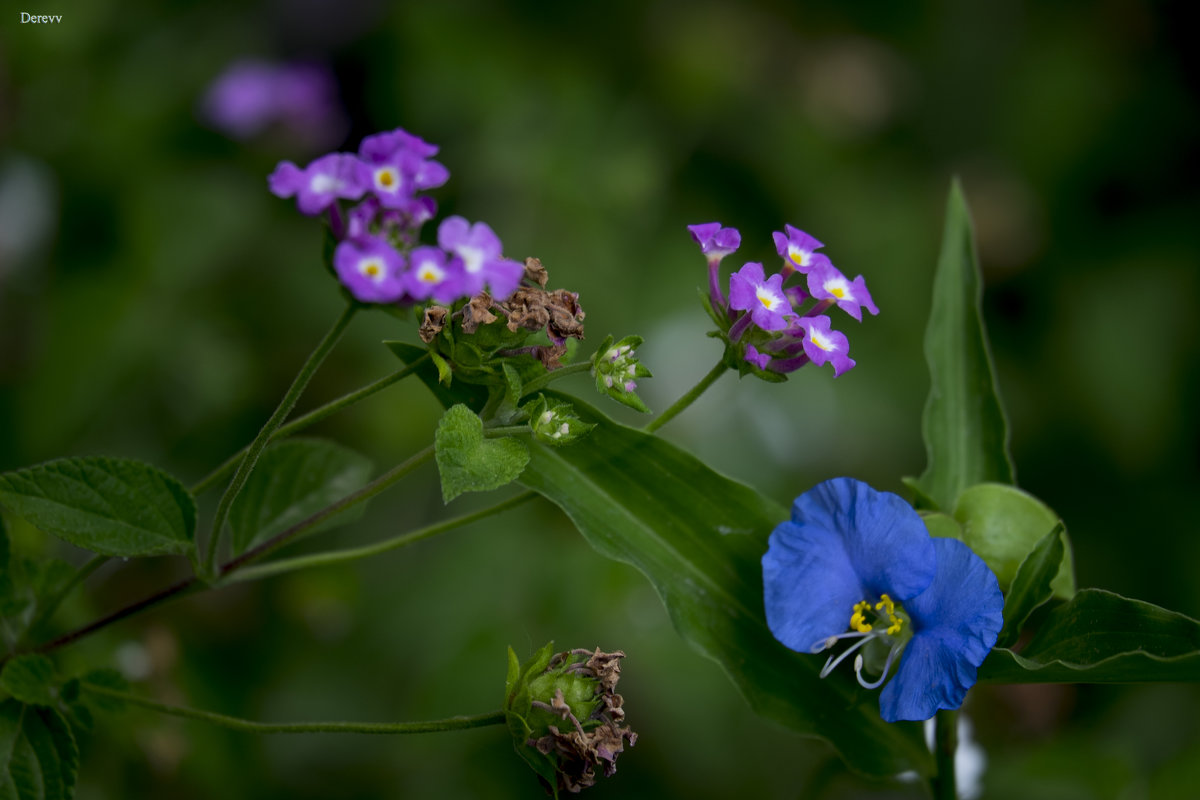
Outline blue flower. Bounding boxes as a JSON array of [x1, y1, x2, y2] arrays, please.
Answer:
[[762, 478, 1004, 722]]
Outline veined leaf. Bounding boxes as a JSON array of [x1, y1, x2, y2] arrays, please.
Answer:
[[0, 700, 78, 800], [0, 457, 195, 558], [435, 405, 529, 503], [0, 655, 57, 708], [518, 393, 932, 777], [912, 181, 1015, 511], [228, 438, 373, 556], [978, 589, 1200, 683]]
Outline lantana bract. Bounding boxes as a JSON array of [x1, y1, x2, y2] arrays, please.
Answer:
[[761, 478, 1004, 722]]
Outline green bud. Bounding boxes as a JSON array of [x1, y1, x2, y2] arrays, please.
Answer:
[[504, 642, 637, 797], [526, 396, 595, 446], [591, 335, 653, 413]]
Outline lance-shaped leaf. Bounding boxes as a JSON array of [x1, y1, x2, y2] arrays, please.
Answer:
[[911, 181, 1015, 511], [978, 589, 1200, 683], [517, 393, 932, 777], [228, 438, 374, 555], [0, 457, 196, 558], [0, 700, 78, 800]]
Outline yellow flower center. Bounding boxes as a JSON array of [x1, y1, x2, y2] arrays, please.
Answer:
[[848, 593, 904, 636]]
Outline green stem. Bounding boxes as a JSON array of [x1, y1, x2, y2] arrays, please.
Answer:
[[518, 361, 593, 397], [930, 709, 958, 800], [21, 555, 108, 643], [644, 361, 728, 433], [24, 446, 434, 660], [483, 426, 530, 438], [85, 685, 505, 735], [204, 303, 358, 576], [191, 353, 431, 496], [230, 491, 537, 583], [218, 444, 435, 579]]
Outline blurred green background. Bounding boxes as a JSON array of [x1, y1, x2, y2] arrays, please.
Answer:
[[3, 0, 1199, 797]]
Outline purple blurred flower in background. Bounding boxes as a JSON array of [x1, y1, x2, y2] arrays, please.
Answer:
[[202, 59, 346, 148]]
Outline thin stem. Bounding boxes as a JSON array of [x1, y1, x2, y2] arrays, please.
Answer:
[[26, 446, 434, 659], [204, 303, 358, 576], [190, 353, 431, 496], [21, 555, 109, 643], [85, 685, 505, 735], [218, 445, 435, 578], [930, 709, 958, 800], [518, 361, 593, 398], [230, 491, 537, 583], [483, 426, 530, 438], [644, 361, 728, 434]]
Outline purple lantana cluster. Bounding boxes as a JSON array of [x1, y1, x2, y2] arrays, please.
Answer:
[[269, 127, 523, 306], [688, 222, 878, 378]]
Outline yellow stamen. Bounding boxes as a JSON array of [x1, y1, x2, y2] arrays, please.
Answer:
[[789, 251, 806, 267], [850, 600, 873, 633], [831, 287, 846, 298], [379, 170, 395, 188]]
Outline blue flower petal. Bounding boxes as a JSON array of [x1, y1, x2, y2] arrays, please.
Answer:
[[878, 538, 1004, 722], [792, 479, 936, 602], [763, 518, 863, 652]]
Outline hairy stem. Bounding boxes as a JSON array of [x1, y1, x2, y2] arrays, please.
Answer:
[[20, 554, 109, 645], [518, 360, 593, 397], [931, 709, 958, 800], [217, 445, 434, 578], [644, 361, 728, 433], [25, 446, 434, 660], [229, 491, 537, 583], [191, 353, 431, 496], [85, 685, 506, 735], [204, 303, 359, 576]]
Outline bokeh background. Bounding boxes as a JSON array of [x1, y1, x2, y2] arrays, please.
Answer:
[[3, 0, 1199, 797]]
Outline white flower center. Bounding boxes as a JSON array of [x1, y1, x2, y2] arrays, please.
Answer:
[[755, 285, 783, 311], [310, 173, 343, 194], [459, 245, 485, 274], [416, 260, 445, 284], [808, 328, 835, 352], [788, 247, 809, 267], [373, 166, 401, 194], [823, 276, 850, 300], [357, 258, 386, 283]]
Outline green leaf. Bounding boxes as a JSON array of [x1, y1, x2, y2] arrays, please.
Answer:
[[517, 393, 932, 777], [228, 438, 374, 556], [913, 181, 1015, 511], [434, 405, 530, 503], [385, 341, 490, 413], [998, 523, 1066, 648], [919, 511, 963, 541], [0, 656, 57, 708], [0, 699, 78, 800], [0, 457, 196, 558], [429, 350, 453, 387], [953, 483, 1074, 598], [979, 589, 1200, 683]]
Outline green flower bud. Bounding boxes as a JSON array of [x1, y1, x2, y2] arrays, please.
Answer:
[[591, 335, 653, 413], [526, 396, 595, 446], [504, 642, 637, 797]]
